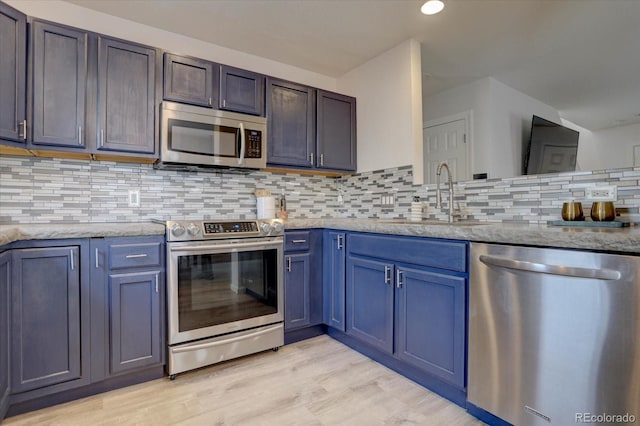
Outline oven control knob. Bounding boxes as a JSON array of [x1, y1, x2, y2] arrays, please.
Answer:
[[260, 222, 272, 234], [171, 223, 186, 237], [272, 221, 284, 233], [187, 223, 200, 236]]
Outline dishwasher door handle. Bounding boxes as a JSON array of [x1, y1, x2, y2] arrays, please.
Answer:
[[479, 254, 621, 280]]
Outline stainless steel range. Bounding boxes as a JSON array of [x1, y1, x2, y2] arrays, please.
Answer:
[[163, 219, 284, 379]]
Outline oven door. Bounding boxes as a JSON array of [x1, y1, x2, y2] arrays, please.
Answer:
[[167, 237, 283, 345]]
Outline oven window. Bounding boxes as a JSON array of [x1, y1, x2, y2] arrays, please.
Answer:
[[168, 118, 239, 157], [177, 249, 278, 332]]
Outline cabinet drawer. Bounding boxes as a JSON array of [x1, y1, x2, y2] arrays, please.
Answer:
[[285, 231, 311, 252], [108, 242, 162, 270], [348, 233, 467, 273]]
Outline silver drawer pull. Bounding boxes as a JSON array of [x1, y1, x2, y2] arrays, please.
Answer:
[[125, 253, 148, 259], [291, 239, 307, 243]]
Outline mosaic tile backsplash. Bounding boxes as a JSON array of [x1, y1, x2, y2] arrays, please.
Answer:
[[1, 155, 638, 224]]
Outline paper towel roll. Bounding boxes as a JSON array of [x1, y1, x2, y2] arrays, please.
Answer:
[[257, 196, 276, 219]]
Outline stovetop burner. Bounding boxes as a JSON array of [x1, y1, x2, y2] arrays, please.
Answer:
[[162, 219, 284, 242]]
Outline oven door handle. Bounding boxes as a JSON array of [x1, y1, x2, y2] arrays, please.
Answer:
[[169, 240, 282, 253], [171, 324, 282, 353]]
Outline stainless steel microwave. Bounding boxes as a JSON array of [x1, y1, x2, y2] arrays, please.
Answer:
[[158, 101, 267, 170]]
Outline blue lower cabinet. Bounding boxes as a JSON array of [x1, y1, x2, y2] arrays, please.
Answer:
[[109, 271, 163, 375], [284, 253, 311, 330], [10, 246, 90, 393], [322, 231, 345, 331], [395, 266, 466, 388], [0, 251, 11, 419], [346, 256, 394, 354]]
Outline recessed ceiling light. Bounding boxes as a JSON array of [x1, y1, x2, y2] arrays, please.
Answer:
[[421, 0, 445, 15]]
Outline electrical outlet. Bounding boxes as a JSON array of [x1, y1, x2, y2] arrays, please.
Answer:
[[128, 189, 140, 207], [585, 185, 617, 201]]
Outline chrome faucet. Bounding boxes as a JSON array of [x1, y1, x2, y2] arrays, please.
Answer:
[[436, 161, 455, 223]]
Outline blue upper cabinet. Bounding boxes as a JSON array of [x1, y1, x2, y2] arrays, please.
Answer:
[[30, 20, 88, 149], [163, 53, 217, 108], [219, 64, 265, 116], [316, 90, 356, 172], [323, 231, 346, 331], [0, 251, 10, 420], [266, 78, 315, 168], [0, 1, 26, 145], [97, 36, 156, 155], [10, 245, 90, 394]]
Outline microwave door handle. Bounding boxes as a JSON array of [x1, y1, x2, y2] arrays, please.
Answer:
[[238, 122, 245, 165]]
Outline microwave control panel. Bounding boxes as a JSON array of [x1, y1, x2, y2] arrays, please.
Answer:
[[245, 130, 262, 158]]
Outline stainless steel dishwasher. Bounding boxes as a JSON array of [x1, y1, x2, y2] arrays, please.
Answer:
[[468, 242, 640, 426]]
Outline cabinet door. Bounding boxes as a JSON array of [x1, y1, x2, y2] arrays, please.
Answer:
[[346, 256, 394, 354], [0, 251, 10, 419], [31, 21, 87, 148], [316, 90, 356, 171], [163, 53, 215, 107], [284, 253, 311, 330], [396, 266, 466, 388], [219, 65, 264, 116], [97, 37, 156, 154], [323, 231, 346, 331], [10, 246, 86, 393], [109, 271, 162, 375], [266, 78, 315, 168], [0, 2, 26, 143]]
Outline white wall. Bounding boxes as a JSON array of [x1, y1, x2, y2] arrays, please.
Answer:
[[6, 0, 336, 91], [423, 77, 561, 178], [564, 121, 640, 170], [337, 39, 423, 174]]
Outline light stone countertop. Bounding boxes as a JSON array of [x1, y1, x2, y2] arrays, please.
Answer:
[[0, 219, 638, 254], [0, 222, 166, 247], [285, 218, 640, 254]]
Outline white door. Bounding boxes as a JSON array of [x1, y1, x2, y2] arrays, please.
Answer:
[[423, 118, 469, 184]]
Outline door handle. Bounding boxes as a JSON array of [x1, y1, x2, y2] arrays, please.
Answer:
[[478, 255, 621, 280], [69, 249, 75, 271], [309, 152, 314, 166], [337, 234, 344, 250], [19, 119, 27, 140], [95, 248, 99, 268], [286, 256, 291, 272], [155, 273, 159, 293], [384, 265, 392, 284], [320, 153, 324, 166], [396, 269, 404, 288], [78, 126, 82, 145]]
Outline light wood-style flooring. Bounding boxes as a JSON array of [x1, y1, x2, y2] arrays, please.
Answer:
[[5, 335, 485, 425]]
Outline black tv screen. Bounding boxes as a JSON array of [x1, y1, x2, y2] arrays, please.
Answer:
[[524, 115, 579, 175]]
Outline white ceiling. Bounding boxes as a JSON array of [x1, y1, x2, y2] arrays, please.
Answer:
[[67, 0, 640, 131]]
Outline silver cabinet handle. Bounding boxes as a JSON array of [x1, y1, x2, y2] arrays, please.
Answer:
[[100, 129, 104, 147], [95, 248, 99, 268], [384, 265, 392, 284], [70, 249, 75, 271], [309, 153, 314, 166], [286, 256, 291, 272], [125, 253, 148, 259], [238, 121, 245, 165], [208, 97, 212, 106], [396, 269, 404, 288], [19, 119, 27, 140], [223, 99, 227, 108], [478, 255, 622, 280], [320, 153, 324, 166], [337, 234, 344, 250], [155, 273, 159, 293], [291, 239, 307, 243], [78, 126, 82, 145]]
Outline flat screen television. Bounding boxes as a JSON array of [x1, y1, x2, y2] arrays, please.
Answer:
[[524, 115, 579, 175]]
